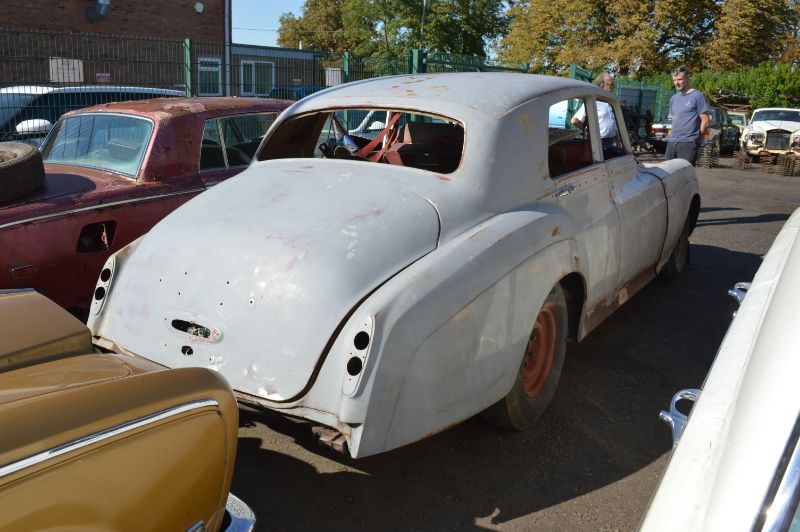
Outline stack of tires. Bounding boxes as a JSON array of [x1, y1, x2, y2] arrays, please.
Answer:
[[697, 141, 720, 168]]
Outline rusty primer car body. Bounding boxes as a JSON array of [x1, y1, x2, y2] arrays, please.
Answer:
[[0, 289, 254, 531], [90, 73, 700, 458], [0, 97, 288, 314]]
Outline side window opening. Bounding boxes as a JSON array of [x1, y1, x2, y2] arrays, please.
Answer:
[[549, 98, 594, 178]]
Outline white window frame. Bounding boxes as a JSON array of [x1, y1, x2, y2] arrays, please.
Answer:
[[239, 60, 275, 96], [198, 56, 222, 96]]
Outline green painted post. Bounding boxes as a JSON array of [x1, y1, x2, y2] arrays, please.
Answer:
[[410, 49, 426, 75], [342, 51, 350, 84], [183, 38, 192, 97]]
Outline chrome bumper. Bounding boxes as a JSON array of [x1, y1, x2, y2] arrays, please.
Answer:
[[223, 493, 256, 532]]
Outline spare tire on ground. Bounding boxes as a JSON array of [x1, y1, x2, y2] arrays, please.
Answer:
[[0, 143, 46, 204]]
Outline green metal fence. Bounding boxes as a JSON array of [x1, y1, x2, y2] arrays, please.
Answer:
[[0, 26, 531, 141]]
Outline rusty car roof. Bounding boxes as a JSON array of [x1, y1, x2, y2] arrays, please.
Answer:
[[286, 72, 599, 122], [65, 96, 291, 119]]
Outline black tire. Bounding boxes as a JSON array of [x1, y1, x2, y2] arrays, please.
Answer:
[[660, 215, 690, 281], [0, 143, 45, 203], [482, 284, 568, 430], [722, 136, 734, 155]]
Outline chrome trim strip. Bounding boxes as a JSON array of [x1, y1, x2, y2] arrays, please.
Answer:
[[0, 399, 218, 479], [0, 188, 205, 230], [223, 493, 257, 532], [762, 434, 800, 531]]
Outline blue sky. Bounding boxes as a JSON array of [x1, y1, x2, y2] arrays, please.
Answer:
[[232, 1, 305, 47]]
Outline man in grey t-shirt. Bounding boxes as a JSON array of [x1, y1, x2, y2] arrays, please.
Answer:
[[666, 66, 709, 166]]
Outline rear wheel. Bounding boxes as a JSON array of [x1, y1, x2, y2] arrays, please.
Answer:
[[482, 285, 568, 430], [660, 215, 690, 281]]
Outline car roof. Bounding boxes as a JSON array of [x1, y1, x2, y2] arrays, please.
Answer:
[[752, 107, 799, 113], [0, 85, 182, 96], [63, 97, 291, 119], [287, 72, 601, 122]]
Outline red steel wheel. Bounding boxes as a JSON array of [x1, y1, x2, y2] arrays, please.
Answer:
[[482, 284, 568, 431], [523, 305, 558, 398]]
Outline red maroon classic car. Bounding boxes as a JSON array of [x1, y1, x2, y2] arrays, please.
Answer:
[[0, 97, 289, 315]]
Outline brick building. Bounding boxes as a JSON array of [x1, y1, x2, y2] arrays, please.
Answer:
[[0, 0, 332, 98], [0, 0, 228, 42], [0, 0, 232, 94]]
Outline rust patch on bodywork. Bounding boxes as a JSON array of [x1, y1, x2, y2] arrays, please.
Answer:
[[517, 112, 533, 135], [347, 208, 383, 223], [436, 174, 451, 181], [581, 265, 656, 338], [552, 226, 561, 237]]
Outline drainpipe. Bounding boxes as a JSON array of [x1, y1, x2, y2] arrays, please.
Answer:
[[85, 0, 112, 22], [225, 0, 231, 96]]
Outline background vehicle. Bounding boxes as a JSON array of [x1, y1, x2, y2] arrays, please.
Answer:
[[643, 207, 800, 531], [705, 106, 740, 155], [269, 85, 325, 101], [0, 85, 182, 146], [741, 107, 800, 157], [0, 289, 254, 531], [89, 73, 700, 458], [728, 111, 748, 134], [0, 97, 288, 315], [648, 117, 672, 153]]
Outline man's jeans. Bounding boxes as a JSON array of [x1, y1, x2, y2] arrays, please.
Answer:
[[665, 141, 698, 166]]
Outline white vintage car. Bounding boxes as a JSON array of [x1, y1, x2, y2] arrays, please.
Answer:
[[643, 207, 800, 531], [88, 73, 700, 458], [740, 107, 800, 157]]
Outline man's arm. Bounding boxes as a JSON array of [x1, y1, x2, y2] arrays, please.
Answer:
[[699, 111, 710, 141], [570, 115, 585, 128]]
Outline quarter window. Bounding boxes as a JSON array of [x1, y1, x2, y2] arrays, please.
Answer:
[[200, 112, 278, 171]]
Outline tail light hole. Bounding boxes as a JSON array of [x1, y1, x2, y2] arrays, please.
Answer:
[[353, 331, 370, 350], [347, 356, 363, 376]]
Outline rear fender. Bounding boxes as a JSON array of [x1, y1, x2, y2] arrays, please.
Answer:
[[331, 210, 588, 457]]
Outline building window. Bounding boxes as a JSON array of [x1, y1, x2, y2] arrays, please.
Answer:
[[198, 57, 222, 96], [240, 61, 275, 96]]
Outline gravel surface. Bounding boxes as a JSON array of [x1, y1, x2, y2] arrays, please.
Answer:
[[231, 154, 800, 531]]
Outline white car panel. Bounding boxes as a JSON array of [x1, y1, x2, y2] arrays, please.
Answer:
[[643, 207, 800, 531]]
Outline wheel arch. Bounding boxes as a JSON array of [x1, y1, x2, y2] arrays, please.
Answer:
[[559, 271, 586, 342], [688, 193, 701, 235]]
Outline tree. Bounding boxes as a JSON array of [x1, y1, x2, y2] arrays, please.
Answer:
[[705, 0, 794, 70], [277, 0, 358, 52], [499, 0, 719, 74], [277, 0, 507, 57], [407, 0, 509, 57]]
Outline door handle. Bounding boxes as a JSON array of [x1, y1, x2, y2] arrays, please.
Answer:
[[556, 185, 577, 197]]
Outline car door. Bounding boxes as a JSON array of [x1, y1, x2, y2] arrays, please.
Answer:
[[599, 97, 668, 292], [541, 95, 621, 311]]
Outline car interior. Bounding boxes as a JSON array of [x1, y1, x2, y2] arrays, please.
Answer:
[[258, 109, 466, 174]]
